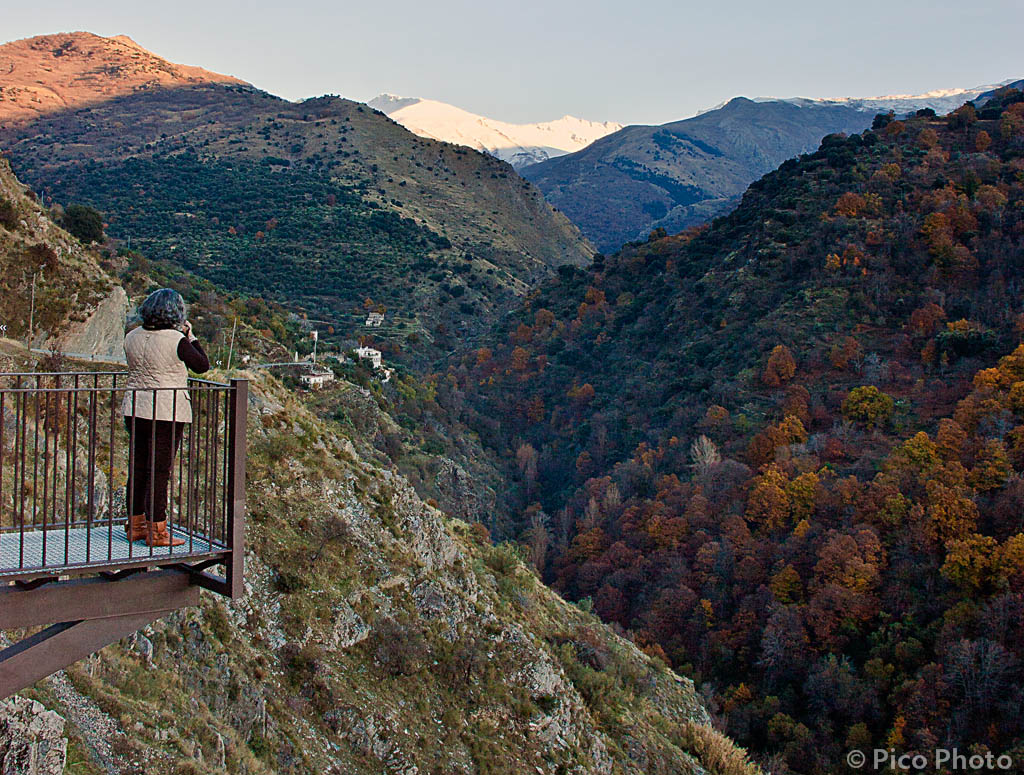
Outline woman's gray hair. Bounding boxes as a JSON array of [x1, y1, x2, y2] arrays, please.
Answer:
[[138, 288, 186, 329]]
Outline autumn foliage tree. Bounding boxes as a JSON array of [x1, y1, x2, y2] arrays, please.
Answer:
[[762, 345, 796, 387]]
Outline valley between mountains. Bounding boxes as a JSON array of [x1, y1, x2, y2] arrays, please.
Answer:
[[2, 27, 1024, 775]]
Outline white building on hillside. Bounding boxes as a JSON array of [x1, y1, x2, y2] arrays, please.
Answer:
[[300, 369, 335, 389], [365, 312, 385, 327], [355, 346, 383, 369]]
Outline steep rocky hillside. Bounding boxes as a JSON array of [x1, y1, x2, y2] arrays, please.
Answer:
[[0, 33, 592, 361], [521, 98, 876, 252], [4, 360, 757, 775]]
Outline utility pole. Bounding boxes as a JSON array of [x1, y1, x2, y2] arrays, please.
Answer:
[[312, 330, 318, 364], [226, 316, 238, 372], [27, 271, 39, 347]]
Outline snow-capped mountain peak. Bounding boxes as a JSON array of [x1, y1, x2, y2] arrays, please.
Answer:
[[699, 80, 1019, 117], [367, 94, 623, 168]]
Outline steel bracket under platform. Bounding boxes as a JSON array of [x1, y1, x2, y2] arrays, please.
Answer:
[[0, 569, 200, 699]]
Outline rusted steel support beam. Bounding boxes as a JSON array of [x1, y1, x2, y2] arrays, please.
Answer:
[[0, 570, 199, 630], [0, 610, 168, 700]]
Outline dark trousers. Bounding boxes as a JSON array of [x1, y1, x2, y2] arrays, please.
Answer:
[[125, 418, 185, 523]]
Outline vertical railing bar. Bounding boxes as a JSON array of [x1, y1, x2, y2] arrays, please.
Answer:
[[59, 376, 69, 561], [128, 390, 137, 559], [180, 384, 190, 554], [196, 387, 204, 542], [169, 387, 177, 557], [186, 383, 197, 549], [53, 381, 62, 563], [107, 374, 117, 564], [52, 377, 66, 565], [34, 375, 43, 566], [226, 379, 247, 598], [100, 373, 110, 561], [221, 388, 229, 548], [41, 380, 49, 560], [86, 375, 98, 561], [72, 374, 81, 560], [149, 388, 157, 558], [62, 378, 72, 563], [17, 378, 27, 569], [129, 389, 137, 561], [212, 387, 221, 544], [203, 387, 213, 545], [0, 390, 5, 545], [210, 387, 218, 545]]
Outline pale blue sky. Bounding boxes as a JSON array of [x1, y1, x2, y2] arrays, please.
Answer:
[[4, 0, 1022, 125]]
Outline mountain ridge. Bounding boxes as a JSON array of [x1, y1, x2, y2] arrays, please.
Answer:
[[0, 31, 247, 123], [697, 79, 1020, 116], [521, 96, 873, 251], [522, 80, 1023, 252]]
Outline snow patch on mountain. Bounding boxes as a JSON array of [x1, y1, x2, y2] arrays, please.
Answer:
[[699, 80, 1019, 117], [368, 94, 622, 168]]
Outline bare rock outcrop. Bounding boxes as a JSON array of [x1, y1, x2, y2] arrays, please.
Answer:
[[0, 696, 68, 775], [49, 285, 129, 358]]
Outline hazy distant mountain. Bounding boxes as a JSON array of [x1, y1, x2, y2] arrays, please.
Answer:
[[522, 81, 1020, 252], [976, 79, 1024, 104], [521, 97, 872, 252], [369, 94, 623, 168], [702, 80, 1018, 117]]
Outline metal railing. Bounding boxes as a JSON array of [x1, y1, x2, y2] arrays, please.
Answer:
[[0, 372, 247, 596]]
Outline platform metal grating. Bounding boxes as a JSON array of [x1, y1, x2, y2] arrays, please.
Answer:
[[0, 524, 225, 577]]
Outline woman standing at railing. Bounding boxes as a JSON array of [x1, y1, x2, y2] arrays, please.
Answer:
[[123, 289, 210, 547]]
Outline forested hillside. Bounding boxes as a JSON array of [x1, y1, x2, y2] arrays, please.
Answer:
[[448, 89, 1024, 772], [0, 33, 592, 363]]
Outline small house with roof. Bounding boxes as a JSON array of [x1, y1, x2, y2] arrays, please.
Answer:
[[300, 369, 335, 389], [355, 346, 383, 369]]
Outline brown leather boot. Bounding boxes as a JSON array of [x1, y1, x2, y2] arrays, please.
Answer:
[[145, 521, 185, 547], [126, 513, 148, 542]]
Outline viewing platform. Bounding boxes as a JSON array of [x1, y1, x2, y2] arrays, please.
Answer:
[[0, 371, 247, 699]]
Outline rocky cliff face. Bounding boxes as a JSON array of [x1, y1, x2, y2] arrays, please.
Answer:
[[0, 696, 67, 775], [50, 285, 129, 358], [3, 367, 756, 774]]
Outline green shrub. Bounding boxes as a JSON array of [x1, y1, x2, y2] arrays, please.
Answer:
[[841, 385, 894, 428], [62, 203, 105, 244]]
